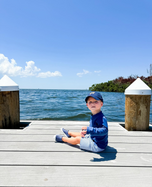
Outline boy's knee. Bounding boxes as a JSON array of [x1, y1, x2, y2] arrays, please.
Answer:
[[74, 136, 81, 144]]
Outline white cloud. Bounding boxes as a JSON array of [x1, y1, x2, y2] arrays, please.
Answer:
[[94, 70, 101, 73], [0, 53, 62, 78], [0, 54, 22, 76], [77, 69, 101, 77], [37, 71, 62, 78], [22, 61, 41, 77], [77, 69, 90, 77]]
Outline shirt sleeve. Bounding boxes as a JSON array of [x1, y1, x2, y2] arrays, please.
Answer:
[[87, 117, 108, 136]]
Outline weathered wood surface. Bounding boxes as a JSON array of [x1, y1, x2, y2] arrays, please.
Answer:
[[0, 151, 152, 167], [0, 120, 152, 186], [125, 95, 151, 131], [0, 91, 20, 128], [1, 167, 152, 187], [0, 134, 152, 143]]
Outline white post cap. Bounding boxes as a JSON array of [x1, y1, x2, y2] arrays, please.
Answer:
[[0, 75, 19, 91], [125, 78, 151, 95]]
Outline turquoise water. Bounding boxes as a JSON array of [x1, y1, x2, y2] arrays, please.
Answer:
[[19, 89, 126, 121]]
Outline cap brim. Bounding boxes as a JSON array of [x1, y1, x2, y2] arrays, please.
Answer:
[[85, 96, 101, 103]]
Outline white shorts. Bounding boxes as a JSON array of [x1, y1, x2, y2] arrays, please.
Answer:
[[80, 134, 104, 153]]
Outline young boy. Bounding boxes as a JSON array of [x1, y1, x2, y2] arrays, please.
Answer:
[[54, 92, 108, 153]]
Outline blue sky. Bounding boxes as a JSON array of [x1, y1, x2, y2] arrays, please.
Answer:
[[0, 0, 152, 89]]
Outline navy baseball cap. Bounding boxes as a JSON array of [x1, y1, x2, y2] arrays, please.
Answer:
[[85, 92, 103, 103]]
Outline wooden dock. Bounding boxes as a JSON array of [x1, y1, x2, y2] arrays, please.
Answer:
[[0, 120, 152, 186]]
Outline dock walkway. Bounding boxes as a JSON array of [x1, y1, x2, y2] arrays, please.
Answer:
[[0, 120, 152, 186]]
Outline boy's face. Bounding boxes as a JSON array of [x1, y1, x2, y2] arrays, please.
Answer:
[[86, 97, 103, 115]]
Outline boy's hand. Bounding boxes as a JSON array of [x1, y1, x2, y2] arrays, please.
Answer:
[[82, 126, 87, 131], [81, 126, 87, 137]]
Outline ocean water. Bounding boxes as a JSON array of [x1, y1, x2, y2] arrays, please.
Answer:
[[19, 89, 126, 121], [19, 89, 152, 122]]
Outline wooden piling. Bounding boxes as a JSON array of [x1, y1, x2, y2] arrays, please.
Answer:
[[125, 78, 151, 131], [0, 75, 19, 129], [125, 95, 151, 131]]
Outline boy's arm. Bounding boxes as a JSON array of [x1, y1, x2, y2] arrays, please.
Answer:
[[87, 117, 108, 136]]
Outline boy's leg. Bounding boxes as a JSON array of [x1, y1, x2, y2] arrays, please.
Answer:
[[62, 136, 81, 145], [61, 128, 81, 138], [68, 131, 81, 137]]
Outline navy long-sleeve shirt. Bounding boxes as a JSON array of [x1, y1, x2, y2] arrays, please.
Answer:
[[86, 111, 108, 149]]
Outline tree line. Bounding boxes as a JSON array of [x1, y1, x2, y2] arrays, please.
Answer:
[[89, 75, 152, 92]]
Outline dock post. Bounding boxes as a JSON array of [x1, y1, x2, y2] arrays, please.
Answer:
[[124, 78, 151, 131], [0, 75, 20, 129]]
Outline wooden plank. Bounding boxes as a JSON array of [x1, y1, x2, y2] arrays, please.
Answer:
[[0, 134, 152, 143], [27, 121, 152, 129], [0, 151, 152, 167], [0, 166, 152, 186], [20, 120, 123, 125], [0, 134, 52, 141], [28, 120, 90, 125], [25, 120, 124, 126], [109, 136, 152, 143], [1, 126, 109, 131], [0, 129, 129, 135], [26, 125, 125, 131], [20, 120, 152, 129], [0, 129, 152, 137], [0, 142, 151, 153]]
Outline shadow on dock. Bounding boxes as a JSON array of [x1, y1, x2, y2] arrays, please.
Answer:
[[68, 144, 117, 162], [90, 146, 117, 162]]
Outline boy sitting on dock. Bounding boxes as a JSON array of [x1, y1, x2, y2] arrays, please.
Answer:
[[54, 92, 108, 153]]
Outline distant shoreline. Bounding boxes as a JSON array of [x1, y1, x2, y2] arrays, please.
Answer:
[[89, 75, 152, 93]]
